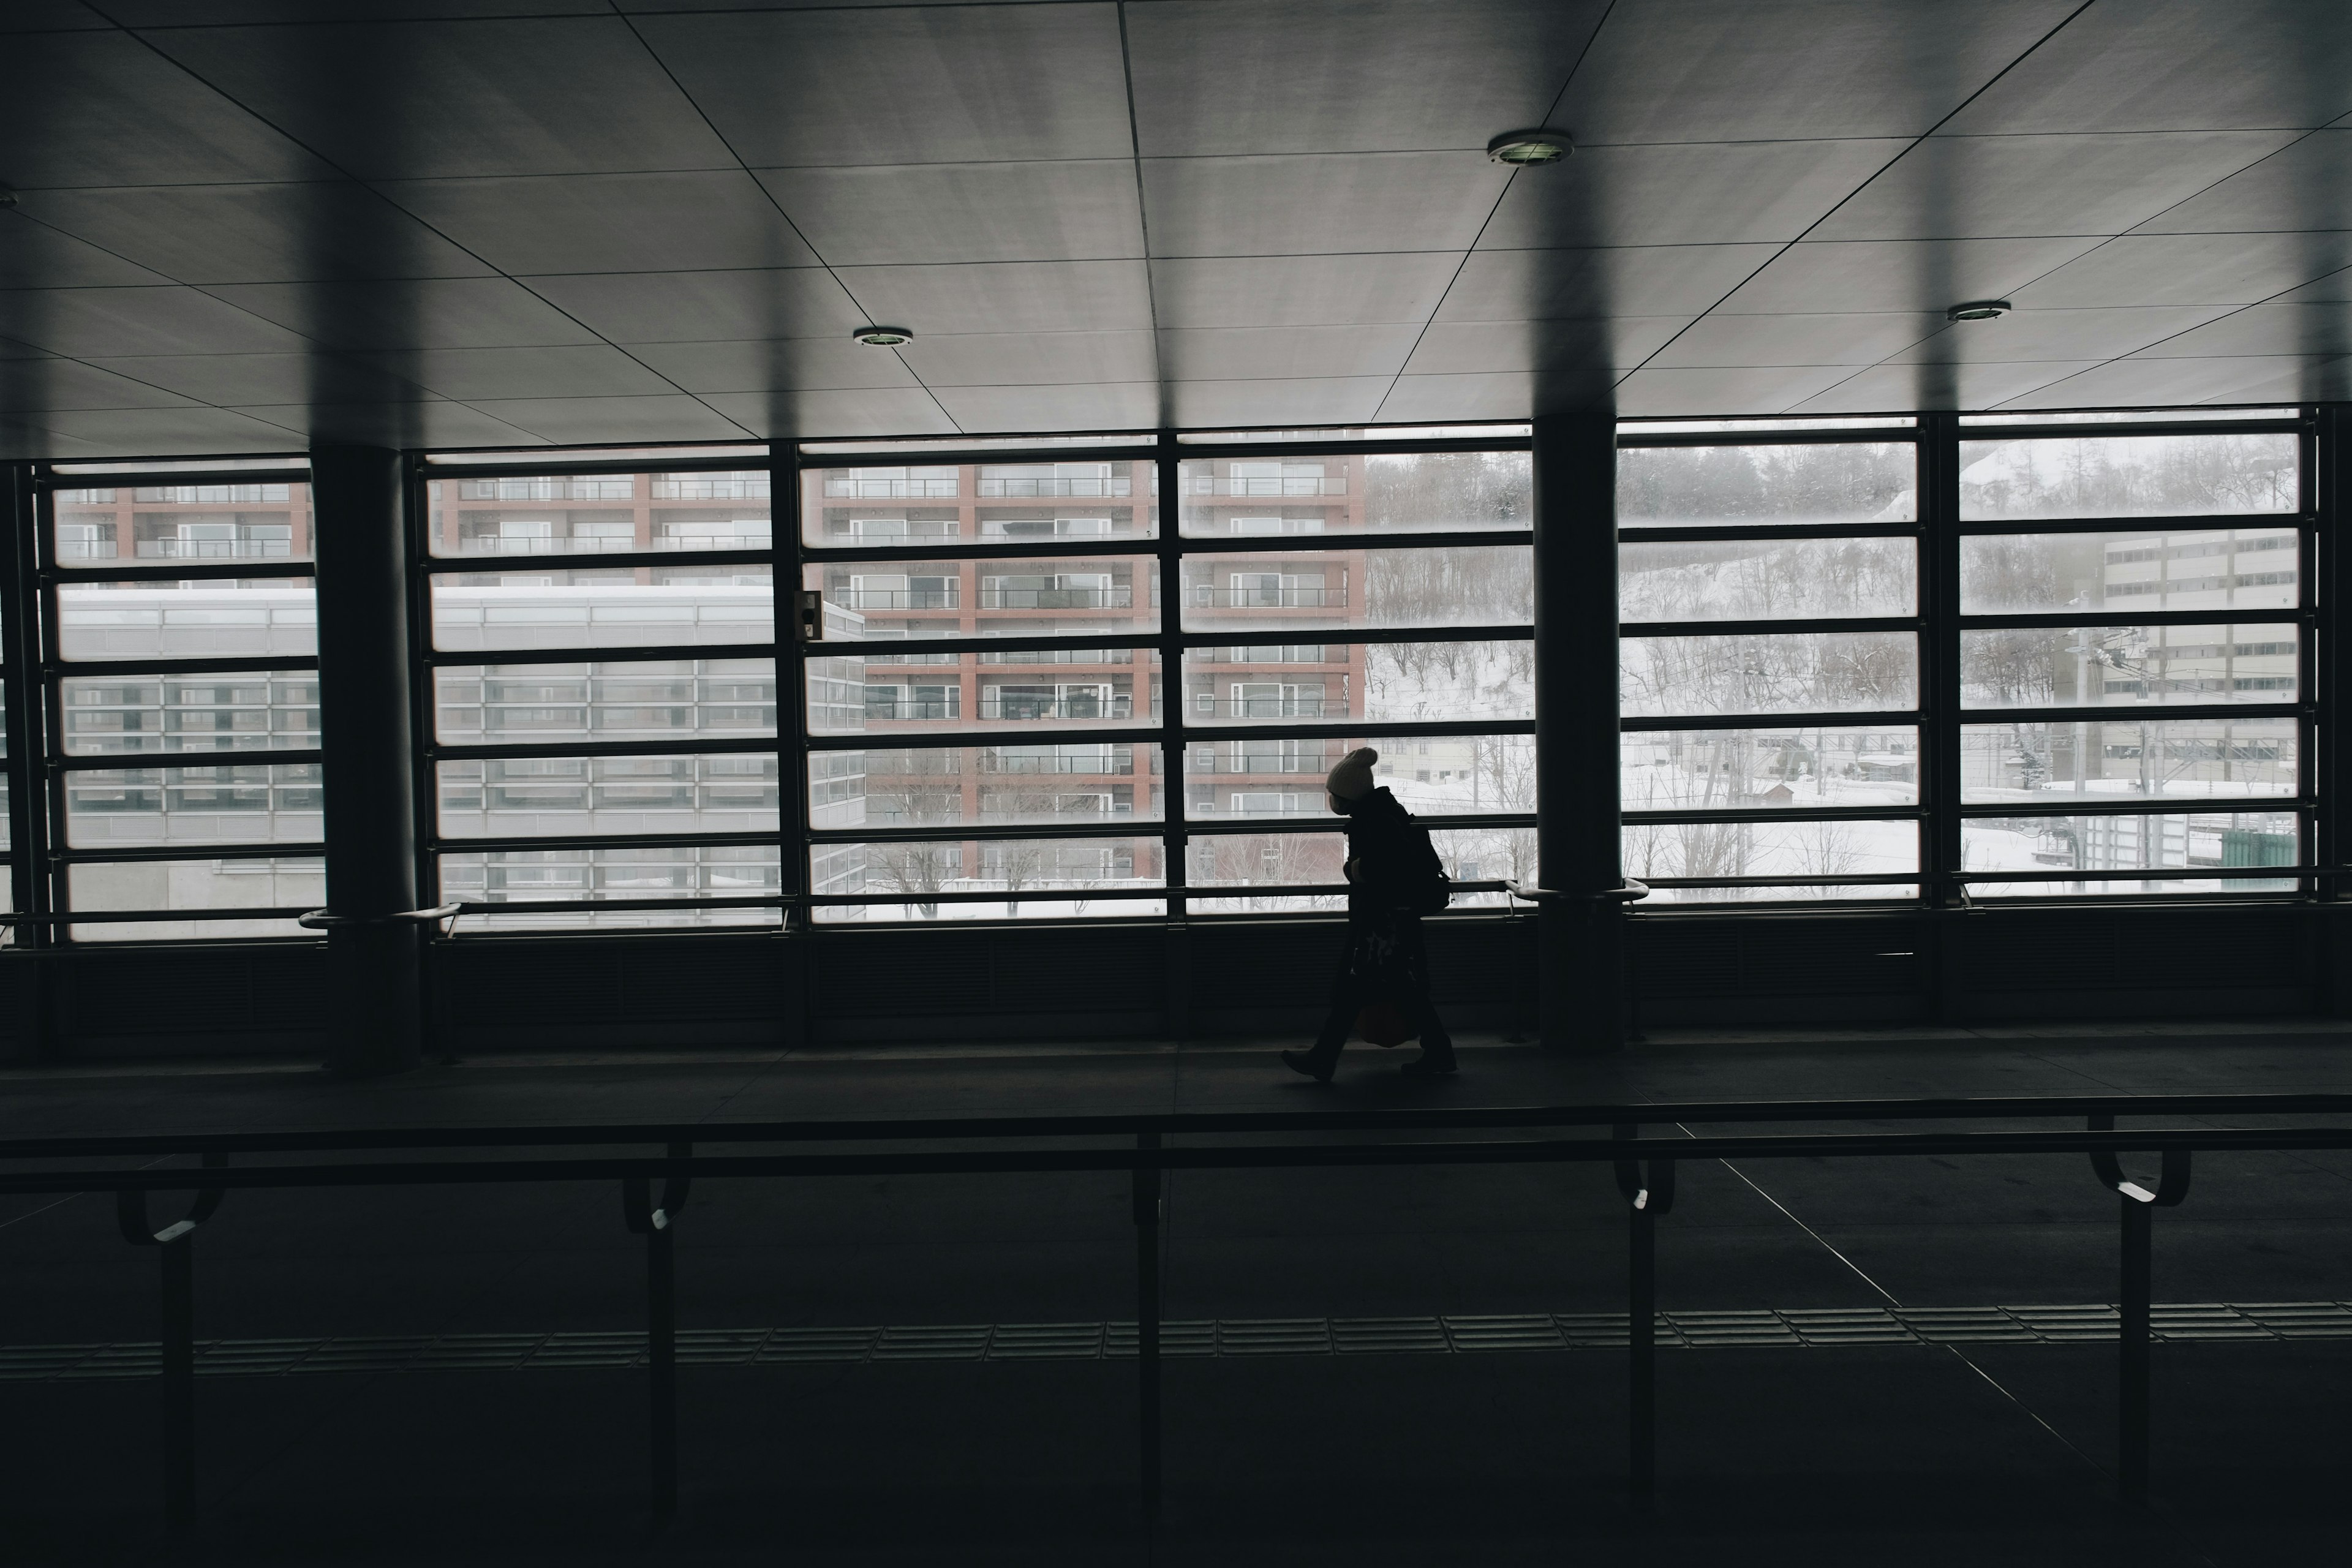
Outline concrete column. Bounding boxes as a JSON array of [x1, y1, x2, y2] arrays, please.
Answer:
[[311, 447, 423, 1076], [1532, 413, 1626, 1051]]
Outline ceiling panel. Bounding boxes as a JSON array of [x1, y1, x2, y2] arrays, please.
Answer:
[[1434, 246, 1779, 323], [20, 405, 306, 453], [1811, 132, 2301, 241], [461, 394, 750, 445], [2173, 357, 2352, 406], [897, 331, 1156, 389], [831, 261, 1152, 338], [1377, 370, 1614, 421], [1709, 236, 2106, 314], [0, 287, 309, 357], [203, 277, 600, 352], [1612, 364, 1861, 417], [108, 2, 592, 18], [1166, 377, 1395, 427], [1141, 154, 1511, 258], [1401, 317, 1694, 377], [1996, 354, 2352, 410], [357, 345, 679, 401], [633, 4, 1132, 168], [622, 337, 924, 396], [2011, 232, 2352, 309], [2122, 304, 2352, 361], [145, 17, 735, 179], [1647, 312, 1947, 369], [1159, 324, 1423, 382], [1887, 306, 2239, 364], [1127, 0, 1607, 156], [1476, 140, 1910, 249], [0, 2, 110, 29], [226, 399, 541, 451], [753, 162, 1143, 266], [379, 172, 821, 274], [2130, 130, 2352, 234], [695, 388, 959, 442], [520, 268, 862, 345], [77, 352, 437, 407], [1148, 253, 1462, 330], [0, 213, 173, 290], [2270, 268, 2352, 304], [1942, 1, 2352, 134], [1784, 360, 2101, 414], [1, 29, 334, 187], [14, 182, 496, 285], [927, 382, 1161, 433], [0, 358, 198, 412], [1557, 0, 2078, 143]]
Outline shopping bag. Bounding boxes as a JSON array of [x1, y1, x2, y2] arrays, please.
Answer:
[[1355, 1001, 1415, 1047]]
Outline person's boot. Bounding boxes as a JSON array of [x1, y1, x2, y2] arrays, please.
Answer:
[[1401, 1039, 1457, 1077], [1281, 1048, 1338, 1083]]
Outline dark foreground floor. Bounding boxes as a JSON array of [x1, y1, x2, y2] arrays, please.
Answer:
[[6, 1022, 2351, 1564]]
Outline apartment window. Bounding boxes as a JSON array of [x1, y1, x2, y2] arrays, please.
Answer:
[[421, 456, 778, 930], [39, 462, 323, 939]]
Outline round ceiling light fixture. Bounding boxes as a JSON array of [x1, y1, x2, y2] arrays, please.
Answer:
[[1486, 129, 1573, 165], [1947, 300, 2012, 322], [853, 325, 914, 347]]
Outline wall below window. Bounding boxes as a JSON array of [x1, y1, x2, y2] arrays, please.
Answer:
[[0, 906, 2340, 1062]]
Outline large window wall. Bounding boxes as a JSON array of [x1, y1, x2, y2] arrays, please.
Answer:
[[1618, 408, 2312, 904]]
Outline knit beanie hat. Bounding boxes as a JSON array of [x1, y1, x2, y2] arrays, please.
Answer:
[[1325, 746, 1379, 802]]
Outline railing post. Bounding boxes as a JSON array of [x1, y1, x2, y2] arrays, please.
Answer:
[[624, 1142, 692, 1524], [118, 1154, 227, 1534], [2086, 1114, 2190, 1505], [1613, 1124, 1675, 1506], [1133, 1129, 1163, 1526]]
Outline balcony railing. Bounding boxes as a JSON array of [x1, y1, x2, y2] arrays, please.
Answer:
[[979, 695, 1135, 722], [979, 751, 1136, 775], [823, 479, 959, 498], [864, 699, 960, 721], [1197, 696, 1332, 718], [976, 478, 1131, 497], [978, 587, 1132, 609], [454, 532, 772, 555], [839, 589, 960, 609], [134, 539, 294, 560], [1191, 477, 1347, 497], [1193, 587, 1346, 608]]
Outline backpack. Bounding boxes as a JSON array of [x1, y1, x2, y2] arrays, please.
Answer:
[[1403, 816, 1452, 916]]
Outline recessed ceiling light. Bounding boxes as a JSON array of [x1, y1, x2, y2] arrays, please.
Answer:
[[1947, 300, 2011, 322], [853, 325, 913, 347], [1486, 129, 1572, 165]]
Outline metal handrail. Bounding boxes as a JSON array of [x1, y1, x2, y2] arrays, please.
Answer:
[[295, 903, 462, 930], [1504, 877, 1651, 904]]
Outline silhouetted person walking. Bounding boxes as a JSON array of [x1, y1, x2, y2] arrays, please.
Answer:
[[1283, 747, 1457, 1082]]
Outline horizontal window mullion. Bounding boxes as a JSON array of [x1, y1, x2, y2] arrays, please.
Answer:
[[807, 883, 1171, 906], [51, 841, 326, 865], [1615, 428, 1918, 449], [1954, 420, 2306, 440], [1620, 616, 1920, 638], [1620, 709, 1918, 732], [44, 561, 314, 584], [1953, 865, 2317, 882], [1624, 806, 1923, 826], [810, 820, 1169, 845], [1958, 609, 2317, 630], [427, 737, 775, 763], [421, 641, 775, 668], [51, 748, 323, 772], [1957, 797, 2311, 819], [1183, 623, 1529, 648], [1951, 513, 2310, 536], [1618, 522, 1921, 544], [1961, 701, 2303, 725], [421, 451, 769, 478], [40, 906, 317, 925], [37, 467, 309, 489], [1183, 528, 1531, 554], [798, 443, 1156, 469], [1188, 811, 1538, 835], [423, 547, 772, 575], [44, 655, 318, 677], [1185, 717, 1532, 742], [1169, 435, 1531, 459], [805, 723, 1150, 752], [802, 538, 1161, 565], [429, 829, 778, 854], [445, 894, 786, 917], [1632, 872, 1921, 888]]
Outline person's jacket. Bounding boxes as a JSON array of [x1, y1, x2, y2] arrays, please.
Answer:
[[1341, 786, 1428, 916]]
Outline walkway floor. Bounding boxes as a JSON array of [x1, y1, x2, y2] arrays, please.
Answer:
[[6, 1024, 2351, 1564]]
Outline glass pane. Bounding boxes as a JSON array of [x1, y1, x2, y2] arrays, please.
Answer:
[[1960, 526, 2299, 613], [1961, 624, 2297, 709], [802, 461, 1151, 546], [1959, 410, 2294, 426], [434, 659, 776, 745], [435, 753, 778, 837], [1960, 718, 2297, 803], [1179, 450, 1528, 537], [1185, 734, 1533, 820], [64, 671, 318, 755], [1961, 811, 2298, 893], [55, 481, 311, 566], [1621, 632, 1918, 717], [1184, 641, 1532, 725], [815, 835, 1164, 921], [59, 578, 317, 662], [1181, 546, 1530, 632], [807, 647, 1158, 737], [817, 742, 1160, 830], [64, 763, 322, 848], [1958, 433, 2297, 520], [1620, 537, 1915, 621], [439, 845, 781, 929], [67, 856, 322, 941], [429, 567, 773, 653], [1623, 727, 1920, 813], [426, 470, 771, 557], [805, 556, 1158, 628], [1623, 819, 1918, 884], [1183, 825, 1528, 912], [1616, 443, 1915, 527]]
